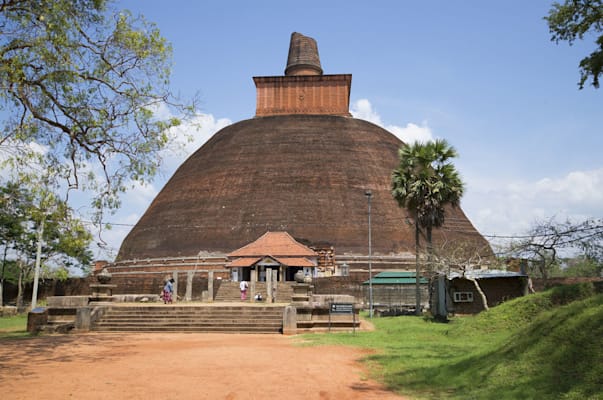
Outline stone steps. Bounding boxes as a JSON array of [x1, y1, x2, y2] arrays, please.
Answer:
[[215, 281, 294, 302], [97, 307, 284, 314], [92, 305, 285, 334]]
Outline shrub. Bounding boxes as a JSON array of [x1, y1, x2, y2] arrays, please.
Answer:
[[550, 282, 595, 305]]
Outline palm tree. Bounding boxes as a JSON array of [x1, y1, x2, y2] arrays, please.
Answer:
[[391, 139, 465, 315]]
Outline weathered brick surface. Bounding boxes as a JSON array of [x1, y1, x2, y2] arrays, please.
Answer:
[[285, 32, 322, 76], [254, 75, 351, 116], [312, 276, 365, 297], [117, 115, 490, 261], [448, 277, 527, 314]]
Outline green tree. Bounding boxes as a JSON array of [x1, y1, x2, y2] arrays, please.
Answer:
[[0, 182, 30, 306], [546, 0, 603, 88], [0, 183, 93, 308], [0, 0, 195, 217], [563, 255, 602, 277], [391, 139, 465, 315], [28, 190, 94, 308], [41, 205, 94, 269]]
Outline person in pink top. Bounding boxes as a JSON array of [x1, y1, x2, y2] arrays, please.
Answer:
[[239, 280, 249, 300]]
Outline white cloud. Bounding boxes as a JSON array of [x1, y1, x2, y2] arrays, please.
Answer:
[[350, 98, 383, 125], [350, 99, 433, 143], [387, 123, 434, 144], [122, 181, 159, 209], [160, 112, 232, 173], [463, 168, 603, 244]]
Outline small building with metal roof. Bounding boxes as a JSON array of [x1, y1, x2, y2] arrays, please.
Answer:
[[362, 271, 429, 312], [432, 269, 529, 316]]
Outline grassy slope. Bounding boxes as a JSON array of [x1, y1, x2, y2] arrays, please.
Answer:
[[0, 314, 30, 339], [301, 284, 603, 400]]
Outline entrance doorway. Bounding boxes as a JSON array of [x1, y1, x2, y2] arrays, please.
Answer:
[[231, 268, 251, 282]]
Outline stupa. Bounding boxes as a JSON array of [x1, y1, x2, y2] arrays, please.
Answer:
[[114, 33, 491, 276]]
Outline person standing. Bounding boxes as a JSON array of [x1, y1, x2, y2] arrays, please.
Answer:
[[163, 278, 174, 304], [239, 280, 249, 301]]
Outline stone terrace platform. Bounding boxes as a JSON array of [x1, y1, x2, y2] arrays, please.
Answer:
[[91, 302, 287, 334], [30, 295, 362, 335]]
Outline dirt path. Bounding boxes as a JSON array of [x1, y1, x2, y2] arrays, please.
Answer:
[[1, 333, 407, 399]]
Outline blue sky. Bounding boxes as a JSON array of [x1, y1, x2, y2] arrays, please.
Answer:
[[96, 0, 602, 259]]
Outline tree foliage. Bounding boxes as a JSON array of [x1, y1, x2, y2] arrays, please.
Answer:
[[546, 0, 603, 88], [563, 255, 602, 277], [29, 196, 94, 269], [0, 182, 93, 305], [0, 0, 195, 215], [391, 139, 465, 246], [0, 182, 28, 256], [0, 182, 28, 305]]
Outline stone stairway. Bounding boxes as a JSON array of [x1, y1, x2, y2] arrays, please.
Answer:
[[91, 305, 285, 333], [215, 281, 295, 302], [42, 307, 77, 333]]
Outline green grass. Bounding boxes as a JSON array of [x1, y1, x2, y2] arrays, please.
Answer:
[[301, 284, 603, 399], [0, 314, 30, 339]]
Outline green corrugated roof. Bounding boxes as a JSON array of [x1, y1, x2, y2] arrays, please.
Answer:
[[363, 271, 428, 285], [374, 271, 417, 278]]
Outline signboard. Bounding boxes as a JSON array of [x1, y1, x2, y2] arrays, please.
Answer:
[[328, 302, 356, 334], [330, 303, 354, 314]]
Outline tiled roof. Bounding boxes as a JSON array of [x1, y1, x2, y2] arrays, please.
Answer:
[[227, 256, 316, 268], [228, 231, 317, 257], [226, 257, 262, 267], [274, 257, 316, 267]]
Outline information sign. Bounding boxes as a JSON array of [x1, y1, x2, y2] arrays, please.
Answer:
[[330, 303, 354, 314]]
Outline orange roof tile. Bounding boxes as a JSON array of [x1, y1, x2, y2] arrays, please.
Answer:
[[228, 231, 317, 257], [226, 255, 316, 268], [226, 257, 262, 267], [273, 257, 316, 267]]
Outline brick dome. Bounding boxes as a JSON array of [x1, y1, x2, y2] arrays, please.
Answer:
[[116, 115, 490, 261]]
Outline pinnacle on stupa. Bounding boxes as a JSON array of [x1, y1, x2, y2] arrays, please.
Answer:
[[285, 32, 323, 76]]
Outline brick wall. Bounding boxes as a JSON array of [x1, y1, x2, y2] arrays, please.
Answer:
[[448, 277, 526, 314], [254, 75, 351, 117], [1, 274, 217, 305], [448, 279, 484, 314], [479, 277, 526, 305], [2, 278, 93, 306], [312, 276, 365, 298]]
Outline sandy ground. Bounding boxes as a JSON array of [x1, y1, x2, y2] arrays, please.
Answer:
[[0, 332, 407, 400]]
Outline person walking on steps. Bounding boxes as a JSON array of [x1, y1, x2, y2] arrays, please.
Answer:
[[240, 280, 249, 301], [163, 278, 174, 304]]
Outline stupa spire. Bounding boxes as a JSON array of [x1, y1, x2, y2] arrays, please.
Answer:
[[285, 32, 323, 76]]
